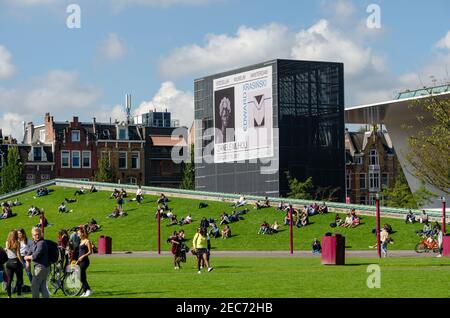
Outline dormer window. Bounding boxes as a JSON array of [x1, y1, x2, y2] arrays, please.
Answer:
[[33, 147, 42, 161], [39, 130, 45, 142], [118, 128, 127, 140], [72, 130, 80, 142], [369, 149, 379, 165]]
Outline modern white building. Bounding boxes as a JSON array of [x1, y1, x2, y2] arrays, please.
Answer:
[[345, 85, 449, 209]]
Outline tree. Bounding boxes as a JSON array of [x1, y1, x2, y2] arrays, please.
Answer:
[[180, 144, 195, 190], [94, 157, 116, 183], [285, 172, 314, 200], [0, 146, 24, 194], [381, 165, 435, 209], [404, 94, 450, 194]]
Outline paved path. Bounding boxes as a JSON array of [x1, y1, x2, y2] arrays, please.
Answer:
[[91, 250, 442, 258]]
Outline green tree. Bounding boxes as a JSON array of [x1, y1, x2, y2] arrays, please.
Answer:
[[180, 144, 195, 190], [381, 165, 435, 209], [285, 172, 314, 200], [94, 156, 116, 183], [404, 94, 450, 194], [0, 146, 24, 194]]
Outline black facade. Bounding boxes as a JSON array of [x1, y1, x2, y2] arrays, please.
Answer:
[[194, 59, 345, 201]]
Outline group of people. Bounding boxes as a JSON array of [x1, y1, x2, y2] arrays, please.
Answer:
[[1, 203, 16, 220], [258, 221, 279, 235], [331, 209, 360, 228], [35, 187, 53, 198], [1, 225, 93, 298]]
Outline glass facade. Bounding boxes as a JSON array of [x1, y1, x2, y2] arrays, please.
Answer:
[[194, 59, 345, 200]]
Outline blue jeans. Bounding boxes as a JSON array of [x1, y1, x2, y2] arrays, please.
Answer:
[[21, 259, 32, 283], [381, 241, 388, 256]]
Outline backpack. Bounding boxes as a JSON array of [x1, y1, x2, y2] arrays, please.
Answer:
[[45, 240, 59, 264]]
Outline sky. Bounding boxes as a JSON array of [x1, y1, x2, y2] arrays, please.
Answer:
[[0, 0, 449, 139]]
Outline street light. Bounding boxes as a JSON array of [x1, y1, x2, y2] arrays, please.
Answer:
[[375, 193, 381, 258], [442, 197, 447, 234]]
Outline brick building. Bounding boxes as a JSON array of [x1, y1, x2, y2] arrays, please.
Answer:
[[345, 127, 399, 205]]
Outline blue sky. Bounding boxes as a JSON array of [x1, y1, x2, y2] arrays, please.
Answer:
[[0, 0, 449, 139]]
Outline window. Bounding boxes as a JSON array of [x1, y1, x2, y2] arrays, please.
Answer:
[[359, 173, 366, 190], [39, 130, 45, 142], [82, 151, 91, 168], [127, 177, 137, 185], [382, 173, 389, 188], [369, 172, 380, 191], [72, 130, 80, 142], [72, 151, 81, 168], [26, 174, 35, 186], [355, 156, 363, 165], [61, 151, 70, 168], [369, 194, 377, 206], [119, 152, 127, 169], [33, 147, 42, 161], [118, 128, 127, 140], [346, 173, 351, 190], [359, 196, 367, 205], [131, 152, 140, 169], [41, 174, 50, 181], [370, 149, 379, 165]]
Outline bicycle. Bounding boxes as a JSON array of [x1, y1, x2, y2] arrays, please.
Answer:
[[415, 236, 440, 253], [47, 247, 83, 296]]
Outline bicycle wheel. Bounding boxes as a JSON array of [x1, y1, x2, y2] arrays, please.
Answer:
[[62, 270, 83, 296], [415, 243, 426, 253], [47, 264, 62, 295]]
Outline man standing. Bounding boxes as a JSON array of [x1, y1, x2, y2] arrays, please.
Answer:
[[380, 227, 390, 258], [437, 227, 443, 258], [24, 227, 49, 298]]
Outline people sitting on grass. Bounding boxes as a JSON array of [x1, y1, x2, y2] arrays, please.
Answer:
[[27, 205, 41, 217], [258, 221, 270, 234], [341, 213, 355, 228], [74, 186, 85, 196], [130, 186, 143, 204], [228, 210, 244, 223], [89, 185, 98, 193], [58, 202, 67, 213], [221, 225, 231, 239], [416, 222, 432, 236], [157, 193, 169, 204], [209, 223, 220, 238], [110, 189, 120, 199], [64, 197, 77, 204], [419, 210, 429, 224], [86, 219, 101, 233], [312, 238, 322, 255], [219, 213, 230, 226], [263, 196, 271, 208], [120, 188, 128, 198], [1, 199, 22, 207], [199, 202, 208, 209], [270, 221, 280, 234], [234, 194, 247, 208], [254, 200, 262, 210], [295, 210, 309, 228], [108, 206, 127, 218], [318, 202, 328, 214], [167, 214, 179, 227], [284, 212, 292, 225], [36, 211, 49, 228], [199, 217, 209, 229], [155, 206, 169, 219], [35, 187, 53, 197], [1, 205, 16, 219], [278, 202, 290, 212], [405, 210, 416, 224], [178, 214, 193, 226]]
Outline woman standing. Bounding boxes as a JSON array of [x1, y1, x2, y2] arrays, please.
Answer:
[[169, 231, 182, 269], [192, 227, 213, 274], [17, 228, 33, 284], [76, 226, 93, 297], [5, 230, 24, 298]]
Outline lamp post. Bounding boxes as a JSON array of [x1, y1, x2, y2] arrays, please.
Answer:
[[157, 208, 161, 255], [289, 205, 294, 255], [375, 193, 381, 258], [442, 197, 447, 234]]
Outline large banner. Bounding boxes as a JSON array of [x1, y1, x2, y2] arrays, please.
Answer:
[[213, 66, 273, 163]]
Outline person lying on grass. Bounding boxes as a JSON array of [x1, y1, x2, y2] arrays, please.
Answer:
[[107, 206, 128, 218]]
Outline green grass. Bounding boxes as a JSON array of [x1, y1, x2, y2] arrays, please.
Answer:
[[0, 186, 437, 251], [4, 256, 449, 298]]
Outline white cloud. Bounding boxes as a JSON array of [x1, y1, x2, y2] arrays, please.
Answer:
[[0, 45, 16, 79], [98, 33, 127, 60], [0, 112, 26, 141], [134, 81, 193, 127], [436, 31, 450, 50], [91, 104, 127, 123], [160, 23, 293, 78]]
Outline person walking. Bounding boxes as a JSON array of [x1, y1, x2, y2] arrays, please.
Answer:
[[437, 226, 444, 258], [5, 230, 24, 298], [192, 227, 213, 274], [24, 227, 49, 298], [17, 228, 33, 284], [380, 227, 390, 258], [76, 226, 93, 297]]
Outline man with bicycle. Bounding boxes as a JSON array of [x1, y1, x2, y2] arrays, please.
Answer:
[[24, 227, 49, 298]]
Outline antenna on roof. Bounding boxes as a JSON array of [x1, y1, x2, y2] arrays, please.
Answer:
[[125, 94, 132, 124]]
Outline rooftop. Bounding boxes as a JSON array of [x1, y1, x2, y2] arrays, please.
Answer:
[[396, 84, 450, 100]]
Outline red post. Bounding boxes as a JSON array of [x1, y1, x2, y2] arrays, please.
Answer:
[[157, 208, 161, 255], [40, 211, 45, 238], [375, 194, 381, 258], [289, 206, 294, 255], [442, 197, 446, 234]]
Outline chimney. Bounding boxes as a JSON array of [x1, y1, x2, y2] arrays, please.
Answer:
[[73, 116, 79, 123], [27, 122, 34, 144], [92, 117, 97, 134], [44, 113, 55, 143]]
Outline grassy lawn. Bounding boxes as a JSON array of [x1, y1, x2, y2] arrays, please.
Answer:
[[3, 256, 449, 298], [0, 186, 438, 251]]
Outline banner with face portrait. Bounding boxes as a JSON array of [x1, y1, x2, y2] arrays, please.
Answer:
[[213, 66, 273, 163]]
